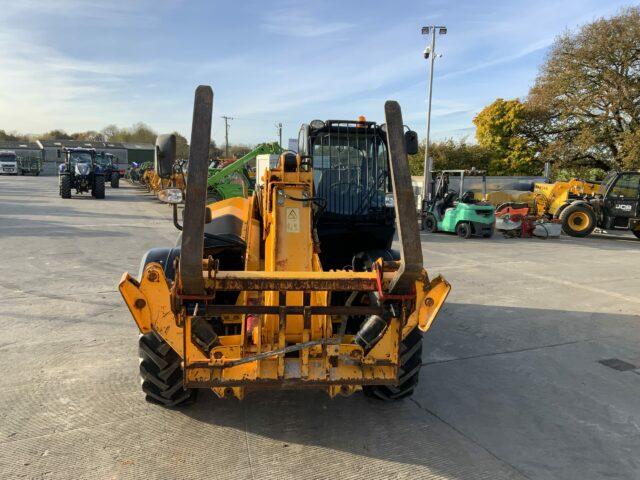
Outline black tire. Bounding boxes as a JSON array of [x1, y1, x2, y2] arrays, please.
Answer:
[[111, 172, 120, 188], [424, 213, 438, 233], [20, 170, 25, 176], [456, 222, 472, 239], [632, 229, 640, 239], [35, 171, 40, 176], [559, 204, 595, 237], [483, 225, 494, 238], [139, 331, 197, 407], [363, 328, 423, 401], [60, 175, 72, 199], [92, 175, 105, 199]]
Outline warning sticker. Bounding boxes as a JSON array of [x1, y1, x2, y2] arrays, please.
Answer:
[[286, 207, 300, 233]]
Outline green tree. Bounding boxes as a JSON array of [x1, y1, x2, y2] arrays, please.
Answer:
[[527, 7, 640, 171], [100, 122, 157, 143], [408, 138, 494, 176], [473, 98, 540, 175], [71, 130, 105, 141], [101, 124, 119, 140], [0, 130, 27, 142], [229, 144, 252, 158], [40, 129, 73, 140], [173, 132, 189, 159]]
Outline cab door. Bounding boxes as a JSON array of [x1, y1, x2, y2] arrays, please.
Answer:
[[604, 173, 640, 223]]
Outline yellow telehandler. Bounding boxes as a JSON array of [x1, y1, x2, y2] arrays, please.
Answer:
[[119, 86, 450, 405], [532, 175, 640, 237]]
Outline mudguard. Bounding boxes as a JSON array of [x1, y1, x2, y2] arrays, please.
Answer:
[[138, 247, 181, 282]]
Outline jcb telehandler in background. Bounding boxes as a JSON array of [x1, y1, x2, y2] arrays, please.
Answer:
[[145, 137, 187, 197], [533, 172, 640, 238], [119, 86, 450, 405]]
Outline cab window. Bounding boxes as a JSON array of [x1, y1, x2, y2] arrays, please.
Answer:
[[610, 173, 640, 198]]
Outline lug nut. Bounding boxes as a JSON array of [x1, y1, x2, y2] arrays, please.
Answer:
[[424, 297, 434, 307]]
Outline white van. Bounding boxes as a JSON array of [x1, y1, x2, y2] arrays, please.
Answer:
[[0, 150, 18, 175]]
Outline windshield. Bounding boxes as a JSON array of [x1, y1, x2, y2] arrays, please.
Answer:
[[311, 129, 388, 216], [69, 152, 93, 165], [96, 156, 113, 167], [0, 155, 16, 162], [598, 172, 617, 195]]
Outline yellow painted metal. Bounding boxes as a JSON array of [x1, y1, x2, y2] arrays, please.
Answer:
[[403, 275, 451, 337], [119, 264, 184, 357], [119, 152, 450, 400], [567, 211, 590, 231], [532, 179, 599, 217]]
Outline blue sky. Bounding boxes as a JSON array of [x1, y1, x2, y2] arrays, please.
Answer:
[[0, 0, 635, 145]]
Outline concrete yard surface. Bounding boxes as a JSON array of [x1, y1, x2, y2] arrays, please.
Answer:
[[0, 175, 639, 480]]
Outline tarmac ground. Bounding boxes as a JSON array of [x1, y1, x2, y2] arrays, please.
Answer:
[[1, 175, 639, 479]]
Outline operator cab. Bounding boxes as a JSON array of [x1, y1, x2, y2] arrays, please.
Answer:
[[65, 148, 95, 165], [95, 152, 115, 168], [297, 117, 418, 268], [595, 171, 640, 231]]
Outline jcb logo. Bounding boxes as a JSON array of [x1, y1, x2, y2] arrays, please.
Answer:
[[615, 204, 632, 212]]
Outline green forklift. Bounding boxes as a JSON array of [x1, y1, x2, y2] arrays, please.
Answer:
[[422, 169, 495, 238]]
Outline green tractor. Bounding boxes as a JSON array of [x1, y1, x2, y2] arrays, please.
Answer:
[[207, 142, 282, 201], [95, 152, 123, 188], [422, 169, 495, 238]]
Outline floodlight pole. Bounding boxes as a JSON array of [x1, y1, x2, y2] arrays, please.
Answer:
[[420, 25, 446, 228]]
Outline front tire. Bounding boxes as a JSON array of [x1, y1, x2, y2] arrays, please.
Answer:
[[92, 175, 105, 199], [424, 213, 438, 233], [111, 172, 120, 188], [60, 175, 72, 199], [363, 329, 423, 400], [560, 204, 595, 237], [139, 332, 196, 407]]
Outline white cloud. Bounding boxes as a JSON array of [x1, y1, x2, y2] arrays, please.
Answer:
[[263, 7, 353, 37]]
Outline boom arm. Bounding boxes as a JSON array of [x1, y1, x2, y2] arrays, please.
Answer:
[[207, 142, 282, 188]]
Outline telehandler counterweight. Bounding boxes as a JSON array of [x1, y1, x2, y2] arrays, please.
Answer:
[[119, 86, 450, 405]]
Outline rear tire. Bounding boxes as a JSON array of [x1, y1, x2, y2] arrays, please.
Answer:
[[92, 175, 105, 199], [139, 331, 197, 407], [60, 175, 72, 199], [560, 204, 595, 237], [111, 172, 120, 188], [363, 329, 423, 401], [456, 222, 472, 239], [633, 229, 640, 239]]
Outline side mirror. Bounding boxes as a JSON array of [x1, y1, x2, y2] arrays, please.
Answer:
[[405, 130, 419, 155], [298, 124, 310, 156], [155, 134, 176, 179]]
